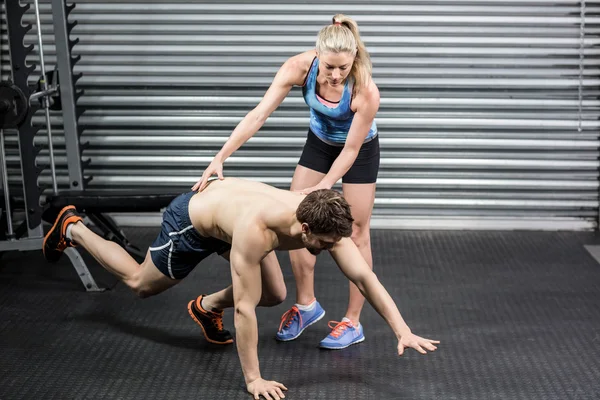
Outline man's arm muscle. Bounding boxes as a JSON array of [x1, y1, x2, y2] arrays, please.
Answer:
[[330, 238, 411, 339], [229, 223, 271, 384]]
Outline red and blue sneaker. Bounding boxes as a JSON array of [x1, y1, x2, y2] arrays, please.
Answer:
[[319, 318, 365, 349], [275, 299, 326, 341]]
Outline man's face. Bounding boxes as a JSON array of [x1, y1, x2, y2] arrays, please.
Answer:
[[301, 226, 341, 255]]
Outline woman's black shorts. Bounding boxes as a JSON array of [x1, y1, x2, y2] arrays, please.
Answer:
[[298, 128, 380, 184]]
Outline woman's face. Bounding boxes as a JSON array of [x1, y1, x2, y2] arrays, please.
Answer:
[[318, 51, 355, 86]]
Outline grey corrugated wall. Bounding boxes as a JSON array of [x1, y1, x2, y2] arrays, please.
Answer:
[[1, 1, 600, 229]]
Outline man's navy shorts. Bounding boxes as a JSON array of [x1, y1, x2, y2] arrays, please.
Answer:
[[149, 191, 231, 280]]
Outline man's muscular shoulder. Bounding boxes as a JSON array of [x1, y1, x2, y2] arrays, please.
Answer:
[[230, 217, 276, 262]]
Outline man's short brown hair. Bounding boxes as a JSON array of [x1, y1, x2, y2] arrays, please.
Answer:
[[296, 189, 354, 237]]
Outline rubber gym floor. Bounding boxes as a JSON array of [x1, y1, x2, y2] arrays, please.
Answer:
[[1, 227, 599, 399]]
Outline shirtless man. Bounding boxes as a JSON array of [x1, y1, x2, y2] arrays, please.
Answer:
[[43, 177, 439, 400]]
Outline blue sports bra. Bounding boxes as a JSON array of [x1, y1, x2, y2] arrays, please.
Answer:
[[301, 57, 377, 145]]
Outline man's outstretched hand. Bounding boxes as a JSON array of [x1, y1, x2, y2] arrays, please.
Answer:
[[398, 333, 440, 355], [247, 377, 288, 400]]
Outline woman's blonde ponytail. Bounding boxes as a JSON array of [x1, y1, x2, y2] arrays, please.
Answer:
[[316, 14, 372, 92]]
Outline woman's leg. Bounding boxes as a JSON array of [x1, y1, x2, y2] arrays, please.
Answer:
[[318, 136, 379, 349], [317, 182, 376, 350], [340, 182, 376, 325], [275, 164, 330, 340], [288, 164, 327, 305]]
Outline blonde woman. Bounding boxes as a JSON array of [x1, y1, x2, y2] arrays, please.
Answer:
[[193, 14, 381, 349]]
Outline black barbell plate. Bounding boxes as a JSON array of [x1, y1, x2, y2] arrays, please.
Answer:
[[0, 81, 29, 129]]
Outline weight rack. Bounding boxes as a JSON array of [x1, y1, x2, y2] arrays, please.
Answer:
[[1, 0, 103, 291]]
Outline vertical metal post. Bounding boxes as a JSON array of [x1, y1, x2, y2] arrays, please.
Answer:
[[4, 0, 44, 236], [577, 1, 593, 230], [577, 1, 585, 134], [50, 0, 84, 191], [33, 0, 58, 195], [0, 129, 14, 238]]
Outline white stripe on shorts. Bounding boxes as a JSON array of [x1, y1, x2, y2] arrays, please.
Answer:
[[149, 224, 197, 280]]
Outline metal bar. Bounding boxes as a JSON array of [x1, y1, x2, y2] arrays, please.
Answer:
[[27, 219, 44, 238], [64, 248, 105, 292], [0, 129, 14, 238], [578, 1, 596, 230], [4, 0, 44, 233], [0, 238, 42, 252], [29, 87, 59, 103], [50, 0, 84, 191], [33, 0, 58, 195]]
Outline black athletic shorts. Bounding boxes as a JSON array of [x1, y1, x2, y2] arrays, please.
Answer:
[[298, 128, 380, 184], [149, 191, 231, 280]]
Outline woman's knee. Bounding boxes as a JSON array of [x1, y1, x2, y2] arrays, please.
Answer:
[[351, 221, 371, 249]]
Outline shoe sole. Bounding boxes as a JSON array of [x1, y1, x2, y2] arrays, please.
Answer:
[[187, 300, 234, 345], [42, 205, 76, 261], [319, 334, 366, 350], [275, 309, 326, 342]]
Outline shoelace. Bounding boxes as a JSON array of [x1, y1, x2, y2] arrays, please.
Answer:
[[197, 299, 225, 331], [278, 306, 302, 332], [211, 314, 224, 331], [57, 237, 68, 250], [327, 320, 353, 338]]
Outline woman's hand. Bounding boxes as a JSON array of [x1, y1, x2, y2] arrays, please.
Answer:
[[293, 181, 332, 195], [191, 159, 224, 192]]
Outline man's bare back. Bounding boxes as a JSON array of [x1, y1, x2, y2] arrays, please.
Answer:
[[188, 178, 306, 251]]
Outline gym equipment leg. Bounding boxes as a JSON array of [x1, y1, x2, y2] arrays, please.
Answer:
[[0, 129, 14, 240], [64, 248, 105, 292]]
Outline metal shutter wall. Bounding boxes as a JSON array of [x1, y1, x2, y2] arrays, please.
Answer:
[[1, 1, 599, 230]]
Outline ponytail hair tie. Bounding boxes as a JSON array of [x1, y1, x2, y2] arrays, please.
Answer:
[[333, 21, 342, 26]]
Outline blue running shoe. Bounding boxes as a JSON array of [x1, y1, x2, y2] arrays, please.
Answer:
[[275, 300, 326, 341], [319, 318, 365, 349]]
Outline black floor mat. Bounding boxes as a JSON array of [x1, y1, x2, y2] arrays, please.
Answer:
[[1, 229, 600, 399]]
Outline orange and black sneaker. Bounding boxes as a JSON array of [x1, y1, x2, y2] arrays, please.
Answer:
[[43, 205, 83, 263], [187, 295, 234, 345]]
